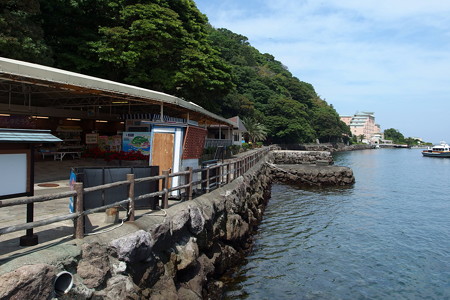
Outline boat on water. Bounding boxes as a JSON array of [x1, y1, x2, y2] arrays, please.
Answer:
[[422, 142, 450, 158], [394, 144, 411, 149]]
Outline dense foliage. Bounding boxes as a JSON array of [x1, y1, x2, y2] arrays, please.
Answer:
[[384, 128, 424, 146], [0, 0, 351, 143], [384, 128, 405, 144]]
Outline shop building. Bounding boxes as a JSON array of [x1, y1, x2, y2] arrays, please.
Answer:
[[0, 57, 236, 184]]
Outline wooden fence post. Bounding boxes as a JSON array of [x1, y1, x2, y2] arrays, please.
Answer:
[[74, 182, 84, 239], [239, 159, 243, 176], [226, 162, 230, 184], [218, 164, 223, 187], [206, 167, 210, 193], [185, 167, 193, 201], [127, 174, 135, 222], [162, 170, 170, 209]]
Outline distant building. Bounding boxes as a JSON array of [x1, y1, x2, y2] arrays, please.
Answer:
[[340, 112, 383, 144]]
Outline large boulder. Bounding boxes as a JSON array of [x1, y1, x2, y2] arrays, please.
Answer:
[[147, 275, 178, 300], [225, 214, 249, 241], [0, 264, 56, 300], [77, 243, 110, 288], [94, 275, 139, 300], [174, 237, 199, 271], [189, 206, 205, 235], [109, 230, 154, 263]]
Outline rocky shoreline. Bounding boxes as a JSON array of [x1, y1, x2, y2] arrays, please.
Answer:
[[0, 150, 354, 300], [269, 164, 355, 186], [276, 143, 375, 152]]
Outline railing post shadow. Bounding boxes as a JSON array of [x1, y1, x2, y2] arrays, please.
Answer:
[[162, 170, 170, 208], [127, 174, 135, 222], [74, 182, 84, 239]]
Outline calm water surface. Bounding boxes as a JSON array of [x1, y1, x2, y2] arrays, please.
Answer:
[[225, 149, 450, 299]]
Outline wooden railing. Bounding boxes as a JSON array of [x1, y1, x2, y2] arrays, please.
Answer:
[[0, 147, 271, 241]]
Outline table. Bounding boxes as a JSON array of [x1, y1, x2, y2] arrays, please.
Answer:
[[40, 151, 82, 161]]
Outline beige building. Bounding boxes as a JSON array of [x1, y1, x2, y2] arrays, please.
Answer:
[[340, 112, 383, 143]]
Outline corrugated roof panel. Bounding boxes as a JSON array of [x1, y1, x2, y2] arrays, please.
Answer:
[[0, 129, 62, 143]]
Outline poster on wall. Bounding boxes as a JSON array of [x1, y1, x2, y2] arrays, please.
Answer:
[[122, 132, 151, 155], [98, 135, 122, 152], [0, 153, 28, 198], [85, 133, 98, 144]]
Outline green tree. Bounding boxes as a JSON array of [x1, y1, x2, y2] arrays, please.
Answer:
[[384, 128, 405, 144], [264, 97, 316, 143], [0, 0, 52, 64], [89, 0, 233, 111], [207, 27, 349, 144], [242, 117, 268, 143], [39, 0, 112, 74], [311, 98, 351, 143]]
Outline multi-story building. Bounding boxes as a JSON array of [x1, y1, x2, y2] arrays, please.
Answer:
[[340, 112, 383, 143]]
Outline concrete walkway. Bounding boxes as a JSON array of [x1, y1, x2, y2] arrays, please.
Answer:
[[0, 151, 256, 263], [0, 157, 155, 262]]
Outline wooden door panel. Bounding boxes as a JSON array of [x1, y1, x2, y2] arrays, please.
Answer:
[[151, 133, 174, 188]]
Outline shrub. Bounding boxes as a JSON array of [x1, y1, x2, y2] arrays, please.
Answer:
[[83, 148, 149, 161]]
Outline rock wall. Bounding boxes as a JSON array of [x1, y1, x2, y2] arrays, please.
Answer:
[[271, 150, 334, 165], [0, 158, 273, 300], [275, 143, 375, 152], [269, 164, 355, 186]]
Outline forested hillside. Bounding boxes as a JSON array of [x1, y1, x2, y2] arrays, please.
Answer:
[[0, 0, 350, 143]]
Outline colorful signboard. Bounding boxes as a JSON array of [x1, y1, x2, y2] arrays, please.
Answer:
[[122, 132, 152, 155]]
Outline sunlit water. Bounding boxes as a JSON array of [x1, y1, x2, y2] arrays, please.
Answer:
[[224, 149, 450, 299]]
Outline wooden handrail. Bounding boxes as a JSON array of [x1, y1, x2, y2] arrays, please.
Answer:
[[0, 147, 272, 242], [0, 190, 77, 208], [0, 213, 79, 235]]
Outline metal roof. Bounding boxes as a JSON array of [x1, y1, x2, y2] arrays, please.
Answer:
[[0, 128, 62, 143], [0, 57, 234, 126]]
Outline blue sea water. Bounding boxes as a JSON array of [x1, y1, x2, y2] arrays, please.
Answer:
[[225, 149, 450, 299]]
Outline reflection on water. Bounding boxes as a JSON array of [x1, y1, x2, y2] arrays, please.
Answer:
[[225, 149, 450, 300]]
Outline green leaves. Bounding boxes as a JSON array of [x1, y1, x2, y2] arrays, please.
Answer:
[[208, 27, 350, 144], [311, 98, 351, 143], [0, 0, 348, 144], [242, 117, 268, 143], [0, 0, 52, 64], [384, 128, 405, 144]]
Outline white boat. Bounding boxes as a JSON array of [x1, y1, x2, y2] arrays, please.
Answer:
[[422, 141, 450, 158]]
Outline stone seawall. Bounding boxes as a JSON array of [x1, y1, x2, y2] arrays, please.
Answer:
[[270, 150, 354, 186], [272, 150, 334, 165], [0, 150, 354, 299], [269, 164, 355, 186], [0, 158, 273, 300], [276, 143, 375, 152]]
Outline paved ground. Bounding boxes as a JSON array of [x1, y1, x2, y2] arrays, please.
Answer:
[[0, 151, 252, 263], [0, 157, 164, 262]]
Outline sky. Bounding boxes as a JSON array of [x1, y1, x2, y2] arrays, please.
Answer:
[[194, 0, 450, 143]]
